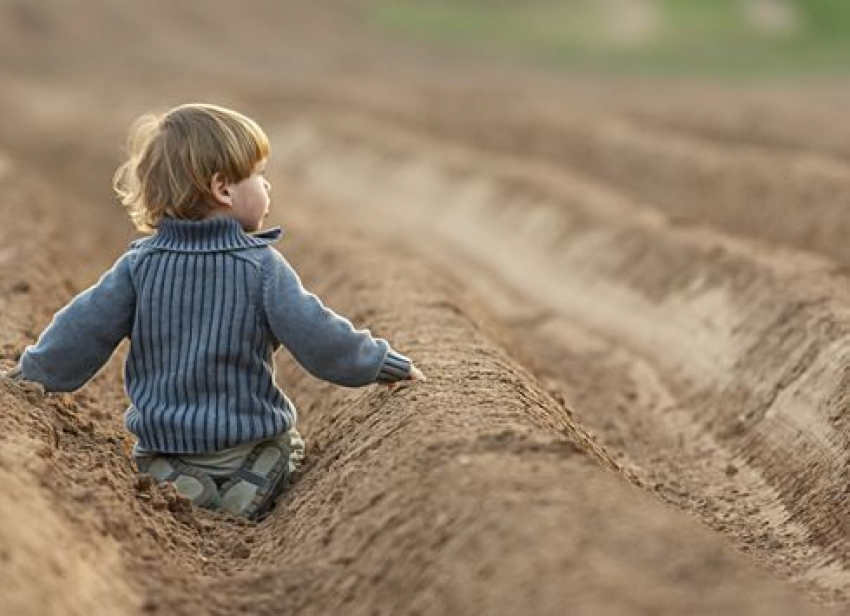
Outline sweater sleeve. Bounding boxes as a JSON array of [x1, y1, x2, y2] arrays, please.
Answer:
[[262, 249, 411, 387], [19, 251, 137, 392]]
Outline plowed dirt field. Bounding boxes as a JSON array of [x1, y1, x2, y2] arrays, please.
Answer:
[[0, 2, 847, 615]]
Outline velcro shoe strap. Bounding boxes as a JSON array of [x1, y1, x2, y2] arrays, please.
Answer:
[[234, 468, 268, 488]]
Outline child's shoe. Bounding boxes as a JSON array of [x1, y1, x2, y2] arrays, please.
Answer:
[[137, 456, 221, 509]]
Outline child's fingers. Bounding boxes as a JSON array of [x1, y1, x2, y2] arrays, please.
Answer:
[[381, 364, 425, 389], [1, 365, 22, 381]]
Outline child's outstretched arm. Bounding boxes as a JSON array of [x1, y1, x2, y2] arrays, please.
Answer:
[[262, 248, 421, 387], [14, 252, 136, 392]]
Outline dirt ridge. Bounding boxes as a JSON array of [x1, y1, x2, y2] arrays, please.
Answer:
[[269, 117, 850, 603], [263, 89, 850, 266], [0, 157, 840, 614]]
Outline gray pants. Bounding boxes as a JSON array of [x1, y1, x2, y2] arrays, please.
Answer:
[[135, 428, 305, 520]]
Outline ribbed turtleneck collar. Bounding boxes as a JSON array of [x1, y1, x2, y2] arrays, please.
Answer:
[[134, 216, 283, 253]]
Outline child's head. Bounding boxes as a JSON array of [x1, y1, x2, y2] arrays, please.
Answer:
[[114, 103, 270, 232]]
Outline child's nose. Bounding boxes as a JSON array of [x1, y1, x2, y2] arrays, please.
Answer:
[[264, 179, 271, 192]]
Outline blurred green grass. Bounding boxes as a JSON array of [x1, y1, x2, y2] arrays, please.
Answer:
[[368, 0, 850, 79]]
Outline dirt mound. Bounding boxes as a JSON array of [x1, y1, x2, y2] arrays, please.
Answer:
[[0, 167, 838, 614], [271, 111, 849, 589]]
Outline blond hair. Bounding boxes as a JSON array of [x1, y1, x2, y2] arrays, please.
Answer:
[[113, 103, 270, 231]]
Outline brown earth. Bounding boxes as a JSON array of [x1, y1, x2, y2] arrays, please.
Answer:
[[0, 1, 847, 615]]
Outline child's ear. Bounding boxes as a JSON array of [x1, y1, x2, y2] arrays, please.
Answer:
[[210, 173, 233, 207]]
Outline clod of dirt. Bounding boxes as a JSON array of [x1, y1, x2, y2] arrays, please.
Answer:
[[141, 595, 159, 613], [229, 540, 251, 559], [10, 280, 30, 294], [134, 473, 153, 492]]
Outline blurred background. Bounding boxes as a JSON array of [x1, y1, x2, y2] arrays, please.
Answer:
[[0, 0, 847, 209], [370, 0, 850, 79]]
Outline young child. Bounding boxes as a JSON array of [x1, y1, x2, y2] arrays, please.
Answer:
[[2, 103, 424, 520]]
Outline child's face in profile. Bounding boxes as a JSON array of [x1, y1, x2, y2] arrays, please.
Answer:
[[228, 158, 271, 232]]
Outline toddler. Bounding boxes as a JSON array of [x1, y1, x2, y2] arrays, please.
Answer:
[[2, 103, 424, 520]]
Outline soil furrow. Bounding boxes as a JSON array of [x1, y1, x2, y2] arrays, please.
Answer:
[[269, 119, 850, 606], [0, 158, 839, 614], [268, 90, 850, 266]]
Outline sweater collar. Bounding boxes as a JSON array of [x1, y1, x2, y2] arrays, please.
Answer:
[[135, 216, 283, 253]]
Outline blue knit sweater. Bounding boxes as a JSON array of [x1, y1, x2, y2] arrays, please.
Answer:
[[19, 216, 411, 454]]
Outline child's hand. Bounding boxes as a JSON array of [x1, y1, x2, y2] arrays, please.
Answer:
[[0, 365, 42, 395], [409, 364, 427, 382], [0, 365, 23, 381], [385, 362, 427, 389]]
